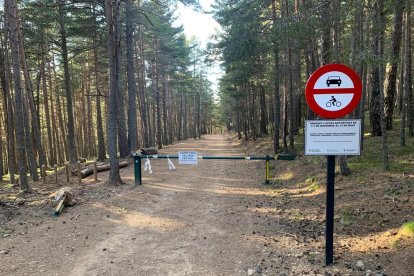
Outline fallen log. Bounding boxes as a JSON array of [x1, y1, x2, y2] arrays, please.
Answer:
[[80, 161, 129, 178], [141, 147, 158, 155]]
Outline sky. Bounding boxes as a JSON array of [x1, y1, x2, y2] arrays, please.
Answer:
[[174, 0, 223, 96]]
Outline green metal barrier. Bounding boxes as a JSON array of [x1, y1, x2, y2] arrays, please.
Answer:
[[133, 153, 296, 186]]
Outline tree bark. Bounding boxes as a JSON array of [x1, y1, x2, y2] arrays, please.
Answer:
[[272, 0, 280, 153], [384, 0, 405, 130], [92, 5, 106, 161], [114, 4, 129, 158], [0, 28, 16, 184], [401, 0, 412, 143], [259, 85, 267, 135], [369, 0, 385, 137], [17, 8, 46, 169], [162, 68, 169, 143], [105, 0, 122, 185], [0, 107, 3, 179], [126, 0, 138, 151], [58, 0, 77, 163], [40, 41, 55, 166], [6, 0, 29, 191]]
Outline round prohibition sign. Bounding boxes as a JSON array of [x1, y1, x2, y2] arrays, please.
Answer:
[[305, 64, 362, 119]]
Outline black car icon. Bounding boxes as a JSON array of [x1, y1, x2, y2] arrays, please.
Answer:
[[326, 76, 341, 87]]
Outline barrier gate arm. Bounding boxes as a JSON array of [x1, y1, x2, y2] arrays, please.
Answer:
[[133, 153, 296, 186]]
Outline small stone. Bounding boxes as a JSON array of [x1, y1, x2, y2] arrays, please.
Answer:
[[375, 273, 384, 276], [365, 270, 372, 276], [247, 268, 255, 275], [295, 252, 304, 258], [356, 260, 365, 271]]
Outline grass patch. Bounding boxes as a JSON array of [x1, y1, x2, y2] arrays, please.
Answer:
[[400, 221, 414, 237], [1, 183, 14, 189], [340, 209, 355, 226], [0, 227, 14, 238], [307, 183, 320, 192], [304, 176, 320, 192]]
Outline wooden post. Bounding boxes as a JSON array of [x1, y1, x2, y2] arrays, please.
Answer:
[[93, 162, 98, 182], [55, 165, 58, 185], [42, 165, 46, 184], [77, 161, 81, 185], [65, 164, 69, 183]]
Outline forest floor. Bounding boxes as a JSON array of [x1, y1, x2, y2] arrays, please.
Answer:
[[0, 134, 413, 275]]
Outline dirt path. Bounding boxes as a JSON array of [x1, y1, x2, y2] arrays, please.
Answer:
[[69, 135, 266, 275], [1, 135, 291, 275], [2, 134, 413, 275]]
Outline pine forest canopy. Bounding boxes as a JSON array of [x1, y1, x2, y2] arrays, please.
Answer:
[[0, 0, 412, 189]]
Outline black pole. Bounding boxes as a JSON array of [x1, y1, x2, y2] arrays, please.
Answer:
[[265, 155, 270, 184], [326, 155, 335, 265], [134, 155, 142, 186]]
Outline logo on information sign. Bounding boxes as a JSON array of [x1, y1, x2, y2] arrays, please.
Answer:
[[305, 64, 362, 119]]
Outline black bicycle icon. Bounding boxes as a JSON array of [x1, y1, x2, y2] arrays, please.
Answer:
[[326, 101, 341, 107]]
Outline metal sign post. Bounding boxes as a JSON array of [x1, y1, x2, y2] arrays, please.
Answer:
[[325, 155, 335, 265], [305, 63, 362, 266]]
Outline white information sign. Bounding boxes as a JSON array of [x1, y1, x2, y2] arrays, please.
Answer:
[[178, 151, 198, 165], [305, 120, 361, 156]]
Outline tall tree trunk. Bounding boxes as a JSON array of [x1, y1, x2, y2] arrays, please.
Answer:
[[6, 0, 29, 191], [151, 39, 162, 149], [405, 0, 413, 136], [369, 0, 385, 137], [162, 70, 169, 143], [40, 46, 55, 166], [374, 0, 390, 170], [137, 27, 150, 147], [93, 6, 106, 161], [401, 0, 412, 142], [50, 58, 68, 161], [0, 30, 16, 184], [22, 94, 38, 181], [58, 0, 77, 163], [259, 85, 267, 135], [105, 0, 122, 184], [183, 94, 188, 140], [197, 80, 202, 139], [115, 6, 129, 158], [17, 9, 45, 169], [384, 0, 405, 130], [85, 69, 94, 157], [272, 0, 280, 153], [126, 0, 138, 151], [321, 0, 332, 65], [178, 91, 183, 140], [48, 70, 63, 164], [0, 114, 3, 179], [282, 0, 294, 150]]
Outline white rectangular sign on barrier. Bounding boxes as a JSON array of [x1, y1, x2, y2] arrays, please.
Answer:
[[305, 120, 361, 156], [178, 151, 198, 165]]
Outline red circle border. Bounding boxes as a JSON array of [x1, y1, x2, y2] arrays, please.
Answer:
[[305, 64, 362, 119]]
